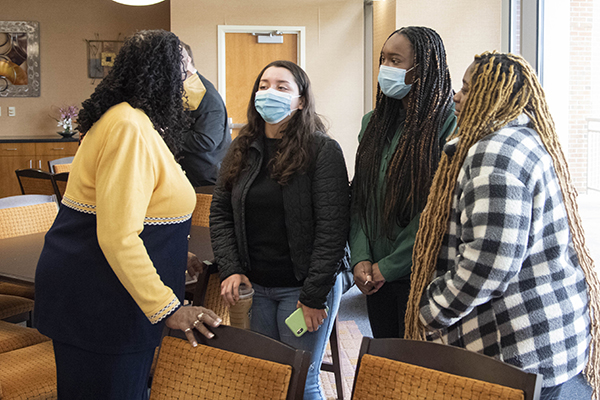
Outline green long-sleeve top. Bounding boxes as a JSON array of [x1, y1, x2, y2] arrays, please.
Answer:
[[350, 107, 456, 282]]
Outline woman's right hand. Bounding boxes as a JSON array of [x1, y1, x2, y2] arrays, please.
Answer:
[[165, 306, 222, 347], [221, 274, 252, 307], [354, 261, 376, 295]]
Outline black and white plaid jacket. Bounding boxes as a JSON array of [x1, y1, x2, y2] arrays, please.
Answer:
[[420, 114, 590, 387]]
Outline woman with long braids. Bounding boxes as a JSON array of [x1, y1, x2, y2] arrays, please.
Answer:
[[210, 60, 350, 400], [409, 52, 599, 400], [34, 30, 221, 399], [350, 26, 456, 338]]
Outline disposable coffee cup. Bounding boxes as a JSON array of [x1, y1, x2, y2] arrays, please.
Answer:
[[229, 284, 254, 329]]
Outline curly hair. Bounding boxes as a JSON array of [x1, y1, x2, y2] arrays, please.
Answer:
[[352, 26, 454, 238], [77, 30, 190, 155], [219, 60, 326, 190]]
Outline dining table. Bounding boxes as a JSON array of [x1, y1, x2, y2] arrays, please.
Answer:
[[0, 225, 214, 287]]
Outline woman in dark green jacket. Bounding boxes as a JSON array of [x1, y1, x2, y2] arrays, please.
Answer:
[[350, 26, 456, 338]]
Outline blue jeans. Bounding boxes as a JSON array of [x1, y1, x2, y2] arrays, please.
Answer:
[[250, 275, 342, 400]]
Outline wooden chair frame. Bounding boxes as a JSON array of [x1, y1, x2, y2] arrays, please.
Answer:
[[352, 337, 542, 400], [52, 172, 69, 202]]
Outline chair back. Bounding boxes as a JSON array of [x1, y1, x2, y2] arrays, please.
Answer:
[[48, 156, 74, 174], [53, 172, 69, 201], [52, 164, 71, 174], [191, 262, 230, 325], [0, 195, 58, 239], [15, 169, 58, 198], [191, 193, 212, 227], [150, 325, 311, 400], [351, 337, 542, 400]]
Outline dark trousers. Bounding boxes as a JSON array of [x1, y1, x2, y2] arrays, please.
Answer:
[[53, 341, 155, 400], [540, 382, 563, 400], [366, 276, 411, 339]]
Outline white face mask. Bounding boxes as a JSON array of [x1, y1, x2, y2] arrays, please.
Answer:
[[378, 65, 416, 100]]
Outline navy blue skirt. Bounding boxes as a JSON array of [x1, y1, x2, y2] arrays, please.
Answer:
[[35, 206, 190, 354], [53, 340, 155, 400]]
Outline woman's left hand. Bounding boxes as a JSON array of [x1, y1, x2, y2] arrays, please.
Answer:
[[297, 301, 328, 333], [370, 262, 386, 292]]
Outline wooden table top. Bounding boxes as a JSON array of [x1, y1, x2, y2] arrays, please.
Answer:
[[0, 231, 45, 284], [0, 225, 213, 286]]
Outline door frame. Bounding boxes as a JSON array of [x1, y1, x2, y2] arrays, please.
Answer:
[[217, 25, 306, 105]]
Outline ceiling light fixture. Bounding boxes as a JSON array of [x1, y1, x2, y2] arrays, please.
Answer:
[[112, 0, 166, 6]]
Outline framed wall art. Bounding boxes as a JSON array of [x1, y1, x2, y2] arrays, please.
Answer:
[[86, 39, 124, 79], [0, 21, 40, 97]]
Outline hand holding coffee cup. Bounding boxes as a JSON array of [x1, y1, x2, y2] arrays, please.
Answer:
[[220, 273, 252, 306], [229, 283, 254, 329], [220, 274, 254, 329]]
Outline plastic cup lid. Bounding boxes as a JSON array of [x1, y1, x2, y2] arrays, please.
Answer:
[[238, 284, 254, 298]]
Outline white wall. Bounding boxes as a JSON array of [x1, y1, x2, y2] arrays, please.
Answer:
[[396, 0, 503, 92]]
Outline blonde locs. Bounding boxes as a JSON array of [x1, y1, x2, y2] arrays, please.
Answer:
[[405, 51, 600, 399]]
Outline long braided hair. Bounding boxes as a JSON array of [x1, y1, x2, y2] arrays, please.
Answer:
[[352, 27, 454, 238], [405, 51, 600, 398]]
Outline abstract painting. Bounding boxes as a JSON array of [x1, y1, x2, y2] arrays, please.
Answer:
[[0, 21, 40, 97]]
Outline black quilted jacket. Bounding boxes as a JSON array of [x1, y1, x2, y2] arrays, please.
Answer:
[[210, 133, 350, 309]]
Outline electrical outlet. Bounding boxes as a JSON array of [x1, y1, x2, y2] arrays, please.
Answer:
[[8, 107, 16, 117]]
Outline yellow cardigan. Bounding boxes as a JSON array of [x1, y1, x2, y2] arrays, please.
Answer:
[[63, 102, 196, 323]]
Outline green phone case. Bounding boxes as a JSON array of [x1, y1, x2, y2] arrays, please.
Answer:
[[285, 308, 308, 337], [285, 306, 329, 337]]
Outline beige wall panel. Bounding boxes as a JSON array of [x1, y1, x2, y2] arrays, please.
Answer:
[[373, 0, 397, 105], [172, 0, 364, 175], [396, 0, 502, 92], [0, 0, 170, 139]]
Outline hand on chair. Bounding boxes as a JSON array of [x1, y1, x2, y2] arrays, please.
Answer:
[[166, 306, 222, 347]]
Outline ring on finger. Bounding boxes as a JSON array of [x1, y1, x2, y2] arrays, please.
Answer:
[[193, 319, 201, 327], [184, 327, 192, 333], [197, 312, 205, 321]]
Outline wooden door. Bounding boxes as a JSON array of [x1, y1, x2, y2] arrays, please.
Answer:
[[225, 33, 298, 139]]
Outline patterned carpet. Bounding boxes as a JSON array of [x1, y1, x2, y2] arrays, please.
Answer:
[[320, 320, 364, 400]]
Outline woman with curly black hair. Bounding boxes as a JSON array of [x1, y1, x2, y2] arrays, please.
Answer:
[[210, 60, 350, 400], [34, 30, 221, 399], [350, 26, 456, 339]]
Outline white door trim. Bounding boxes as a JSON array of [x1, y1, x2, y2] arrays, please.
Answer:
[[217, 25, 306, 105]]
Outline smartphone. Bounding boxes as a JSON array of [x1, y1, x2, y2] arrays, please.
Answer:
[[285, 306, 329, 337]]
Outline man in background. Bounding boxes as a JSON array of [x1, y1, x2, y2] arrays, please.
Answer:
[[180, 42, 231, 187]]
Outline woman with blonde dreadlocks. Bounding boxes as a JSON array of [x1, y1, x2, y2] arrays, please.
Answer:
[[350, 26, 456, 338], [408, 52, 598, 400]]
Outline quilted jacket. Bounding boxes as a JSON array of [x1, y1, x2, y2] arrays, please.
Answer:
[[210, 133, 350, 309]]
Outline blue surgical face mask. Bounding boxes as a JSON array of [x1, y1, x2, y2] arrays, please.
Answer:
[[378, 65, 416, 100], [254, 88, 300, 124]]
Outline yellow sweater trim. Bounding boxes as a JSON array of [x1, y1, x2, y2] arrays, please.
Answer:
[[62, 196, 192, 225]]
